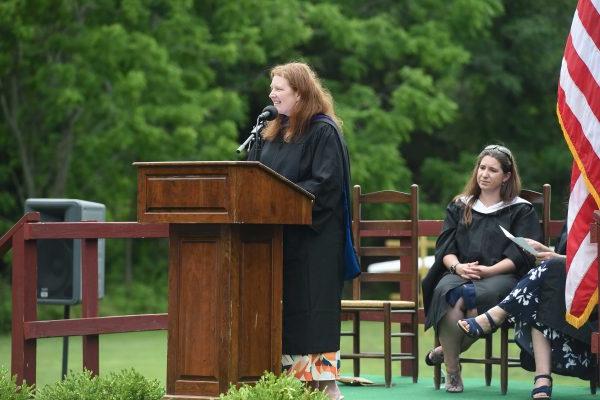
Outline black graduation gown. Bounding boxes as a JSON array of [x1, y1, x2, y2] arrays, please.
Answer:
[[522, 258, 597, 380], [249, 119, 345, 354], [515, 228, 598, 379], [536, 226, 594, 346], [422, 199, 542, 330]]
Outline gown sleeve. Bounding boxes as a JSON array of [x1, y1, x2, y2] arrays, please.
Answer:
[[502, 203, 542, 276], [295, 125, 343, 198], [434, 202, 461, 260], [245, 133, 262, 161], [295, 125, 344, 231], [246, 143, 259, 161], [422, 201, 461, 314]]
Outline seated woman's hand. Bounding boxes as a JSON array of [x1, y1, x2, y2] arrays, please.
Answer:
[[524, 238, 565, 262], [535, 250, 566, 262], [456, 261, 483, 280], [468, 265, 494, 279], [524, 238, 551, 253]]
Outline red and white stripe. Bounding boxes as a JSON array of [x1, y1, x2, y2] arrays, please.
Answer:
[[557, 0, 600, 328]]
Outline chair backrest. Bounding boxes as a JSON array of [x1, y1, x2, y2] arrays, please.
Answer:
[[520, 184, 551, 245], [350, 184, 419, 306]]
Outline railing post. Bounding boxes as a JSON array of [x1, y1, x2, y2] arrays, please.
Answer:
[[11, 224, 37, 385], [81, 238, 99, 375]]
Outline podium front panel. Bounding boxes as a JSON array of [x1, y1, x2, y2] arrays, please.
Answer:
[[177, 238, 219, 376], [234, 225, 282, 381], [167, 225, 223, 397], [167, 224, 283, 398]]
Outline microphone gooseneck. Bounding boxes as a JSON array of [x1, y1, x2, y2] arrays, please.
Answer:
[[236, 105, 278, 154]]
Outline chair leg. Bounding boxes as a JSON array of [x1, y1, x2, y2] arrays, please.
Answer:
[[500, 326, 509, 395], [485, 334, 492, 386], [412, 312, 418, 383], [353, 311, 360, 377], [384, 303, 392, 388], [433, 332, 441, 390], [590, 354, 598, 395]]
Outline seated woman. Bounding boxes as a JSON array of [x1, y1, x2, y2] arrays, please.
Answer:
[[422, 144, 543, 393], [458, 230, 595, 399]]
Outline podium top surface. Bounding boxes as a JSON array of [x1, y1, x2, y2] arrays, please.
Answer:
[[134, 161, 314, 224], [134, 161, 314, 199]]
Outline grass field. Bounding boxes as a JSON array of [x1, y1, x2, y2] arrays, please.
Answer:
[[0, 321, 590, 390]]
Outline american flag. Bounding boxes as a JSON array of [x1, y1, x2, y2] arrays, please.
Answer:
[[557, 0, 600, 328]]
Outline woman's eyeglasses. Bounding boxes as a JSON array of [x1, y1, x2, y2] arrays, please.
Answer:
[[483, 145, 513, 163]]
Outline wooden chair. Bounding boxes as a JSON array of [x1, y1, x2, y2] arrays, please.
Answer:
[[340, 184, 419, 387], [433, 184, 551, 394]]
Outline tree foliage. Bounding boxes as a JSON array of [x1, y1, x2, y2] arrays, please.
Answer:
[[416, 0, 576, 215], [0, 0, 577, 305]]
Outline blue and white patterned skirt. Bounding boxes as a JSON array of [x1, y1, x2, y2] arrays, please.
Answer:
[[499, 262, 593, 379]]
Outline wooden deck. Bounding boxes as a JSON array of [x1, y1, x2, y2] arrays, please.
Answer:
[[339, 376, 592, 400]]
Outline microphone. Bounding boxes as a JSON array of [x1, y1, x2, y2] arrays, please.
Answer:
[[257, 105, 278, 121], [235, 106, 278, 154]]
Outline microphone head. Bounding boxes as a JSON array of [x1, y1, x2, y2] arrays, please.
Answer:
[[261, 105, 278, 121]]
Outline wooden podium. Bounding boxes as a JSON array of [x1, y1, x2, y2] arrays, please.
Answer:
[[134, 161, 313, 399]]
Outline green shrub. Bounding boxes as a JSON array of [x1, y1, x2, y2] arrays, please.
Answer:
[[35, 370, 103, 400], [101, 369, 164, 400], [35, 369, 164, 400], [0, 366, 35, 400], [220, 372, 329, 400]]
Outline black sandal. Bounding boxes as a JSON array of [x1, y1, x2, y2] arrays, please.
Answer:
[[457, 311, 499, 338], [531, 374, 553, 399], [424, 347, 444, 366]]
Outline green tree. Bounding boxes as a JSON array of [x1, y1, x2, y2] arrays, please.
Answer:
[[417, 0, 576, 216], [0, 1, 244, 286], [0, 0, 501, 257], [0, 0, 575, 324]]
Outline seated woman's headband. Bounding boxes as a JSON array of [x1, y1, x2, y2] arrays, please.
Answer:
[[483, 144, 513, 164]]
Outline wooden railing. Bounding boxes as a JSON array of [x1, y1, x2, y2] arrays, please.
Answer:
[[0, 213, 572, 385], [0, 212, 168, 385], [418, 219, 565, 240]]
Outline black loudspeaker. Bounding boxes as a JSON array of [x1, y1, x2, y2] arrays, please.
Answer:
[[24, 199, 106, 305]]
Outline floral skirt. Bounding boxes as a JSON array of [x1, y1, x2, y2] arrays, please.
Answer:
[[499, 262, 593, 379], [281, 351, 340, 381]]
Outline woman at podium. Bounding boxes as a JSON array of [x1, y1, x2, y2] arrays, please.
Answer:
[[248, 62, 347, 400]]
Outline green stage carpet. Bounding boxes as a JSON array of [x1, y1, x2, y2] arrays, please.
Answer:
[[339, 376, 594, 400]]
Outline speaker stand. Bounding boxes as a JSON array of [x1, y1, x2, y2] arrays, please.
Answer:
[[61, 305, 70, 380]]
